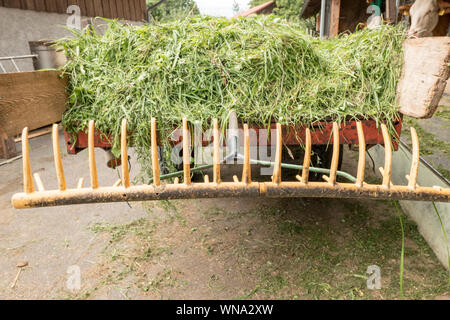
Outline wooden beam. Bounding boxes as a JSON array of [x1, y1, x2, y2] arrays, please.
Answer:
[[385, 0, 397, 24], [24, 0, 36, 10], [33, 0, 47, 12], [0, 127, 17, 159], [102, 0, 112, 18], [55, 0, 68, 14], [0, 70, 67, 138], [109, 0, 118, 19], [115, 0, 124, 20], [3, 0, 22, 8], [123, 0, 131, 21], [45, 0, 58, 13], [85, 0, 95, 17], [138, 0, 147, 21], [78, 0, 87, 17], [92, 0, 103, 17], [128, 0, 137, 21], [329, 0, 341, 37]]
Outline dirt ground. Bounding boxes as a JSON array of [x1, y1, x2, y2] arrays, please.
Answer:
[[0, 131, 449, 300]]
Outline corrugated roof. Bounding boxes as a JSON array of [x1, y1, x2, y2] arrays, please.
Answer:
[[233, 0, 276, 18]]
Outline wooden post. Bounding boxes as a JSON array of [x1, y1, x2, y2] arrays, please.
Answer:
[[385, 0, 397, 24], [329, 0, 341, 37], [0, 127, 17, 159]]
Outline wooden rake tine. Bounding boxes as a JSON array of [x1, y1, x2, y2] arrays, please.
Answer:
[[272, 123, 282, 185], [183, 118, 191, 185], [213, 118, 221, 184], [88, 120, 99, 189], [323, 122, 340, 185], [296, 127, 311, 184], [241, 123, 251, 184], [52, 124, 66, 191], [121, 119, 130, 188], [151, 118, 160, 187], [380, 124, 392, 188], [21, 127, 34, 194], [355, 122, 366, 187], [407, 127, 419, 189]]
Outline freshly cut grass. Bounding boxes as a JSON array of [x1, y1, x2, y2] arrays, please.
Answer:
[[57, 16, 405, 178]]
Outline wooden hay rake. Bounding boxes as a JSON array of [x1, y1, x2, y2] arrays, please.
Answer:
[[11, 112, 450, 209]]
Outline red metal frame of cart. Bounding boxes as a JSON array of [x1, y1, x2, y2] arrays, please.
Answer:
[[63, 118, 403, 155]]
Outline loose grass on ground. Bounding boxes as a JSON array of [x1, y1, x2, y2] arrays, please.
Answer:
[[71, 198, 449, 300]]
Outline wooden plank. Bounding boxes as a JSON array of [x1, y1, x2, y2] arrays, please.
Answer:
[[135, 0, 145, 21], [133, 0, 142, 21], [13, 125, 53, 142], [128, 0, 136, 21], [92, 0, 102, 16], [329, 0, 341, 37], [122, 0, 131, 21], [102, 0, 112, 18], [397, 37, 450, 118], [0, 127, 17, 159], [56, 0, 68, 14], [115, 0, 124, 20], [24, 0, 36, 10], [45, 0, 58, 13], [85, 0, 95, 17], [3, 0, 22, 8], [138, 0, 147, 21], [33, 0, 47, 11], [76, 0, 87, 16], [0, 70, 68, 138], [109, 0, 117, 19]]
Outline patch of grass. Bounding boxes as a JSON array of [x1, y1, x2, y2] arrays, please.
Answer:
[[87, 217, 173, 295], [81, 198, 449, 300], [141, 269, 180, 292], [278, 220, 303, 235], [232, 286, 260, 300], [436, 165, 450, 181], [404, 118, 450, 156], [250, 200, 449, 300], [435, 107, 450, 121], [91, 218, 154, 243]]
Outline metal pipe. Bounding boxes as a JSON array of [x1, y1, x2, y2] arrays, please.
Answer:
[[320, 0, 327, 39], [148, 156, 358, 185], [0, 54, 38, 61]]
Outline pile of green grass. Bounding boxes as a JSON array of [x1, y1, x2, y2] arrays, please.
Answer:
[[58, 16, 405, 177]]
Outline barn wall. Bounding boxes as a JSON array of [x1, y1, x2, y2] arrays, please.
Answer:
[[0, 0, 147, 21], [0, 7, 143, 73]]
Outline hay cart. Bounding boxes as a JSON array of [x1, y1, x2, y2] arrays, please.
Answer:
[[10, 38, 450, 208]]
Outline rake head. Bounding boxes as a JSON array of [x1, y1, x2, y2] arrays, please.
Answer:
[[11, 116, 450, 209]]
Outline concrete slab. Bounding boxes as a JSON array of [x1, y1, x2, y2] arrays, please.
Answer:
[[368, 144, 450, 269], [0, 127, 149, 298]]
